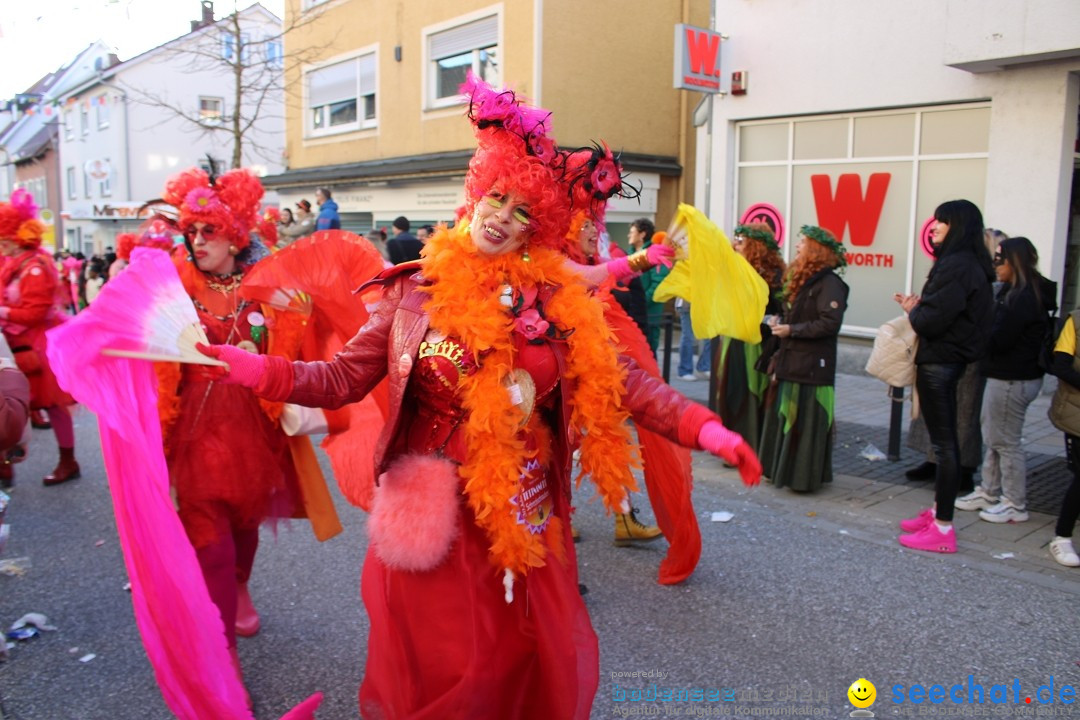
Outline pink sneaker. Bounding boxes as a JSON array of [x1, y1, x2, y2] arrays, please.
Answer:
[[899, 522, 957, 554], [899, 507, 934, 533]]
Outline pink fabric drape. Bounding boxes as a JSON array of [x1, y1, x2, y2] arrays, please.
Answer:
[[45, 248, 320, 719]]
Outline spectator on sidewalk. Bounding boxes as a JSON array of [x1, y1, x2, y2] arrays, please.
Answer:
[[386, 216, 423, 264], [758, 225, 848, 492], [314, 187, 340, 231], [417, 225, 435, 243], [1046, 307, 1080, 568], [628, 218, 670, 354], [955, 237, 1055, 524], [895, 199, 994, 554], [676, 299, 711, 381], [282, 199, 315, 244]]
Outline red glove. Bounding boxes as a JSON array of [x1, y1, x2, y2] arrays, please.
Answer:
[[697, 420, 762, 487], [195, 342, 267, 389]]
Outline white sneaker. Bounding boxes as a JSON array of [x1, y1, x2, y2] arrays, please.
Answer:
[[1049, 536, 1080, 567], [678, 373, 697, 381], [694, 370, 710, 380], [955, 487, 998, 511], [978, 500, 1029, 524]]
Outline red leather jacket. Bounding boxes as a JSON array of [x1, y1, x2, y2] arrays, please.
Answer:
[[259, 269, 714, 477]]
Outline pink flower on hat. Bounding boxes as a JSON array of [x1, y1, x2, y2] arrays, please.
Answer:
[[183, 187, 223, 215]]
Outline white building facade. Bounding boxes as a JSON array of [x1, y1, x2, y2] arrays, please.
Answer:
[[58, 5, 284, 255], [697, 0, 1080, 333]]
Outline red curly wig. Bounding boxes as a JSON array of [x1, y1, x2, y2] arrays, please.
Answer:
[[0, 189, 46, 249], [783, 228, 843, 302], [161, 167, 264, 248], [464, 129, 570, 250], [115, 233, 138, 261], [738, 222, 786, 290]]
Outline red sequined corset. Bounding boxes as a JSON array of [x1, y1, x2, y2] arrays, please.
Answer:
[[404, 328, 560, 462]]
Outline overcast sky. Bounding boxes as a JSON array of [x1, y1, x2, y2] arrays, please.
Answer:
[[0, 0, 284, 99]]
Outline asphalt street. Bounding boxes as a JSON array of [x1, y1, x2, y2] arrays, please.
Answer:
[[1, 411, 1078, 719]]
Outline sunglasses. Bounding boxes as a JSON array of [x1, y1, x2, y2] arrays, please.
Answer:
[[182, 224, 219, 241]]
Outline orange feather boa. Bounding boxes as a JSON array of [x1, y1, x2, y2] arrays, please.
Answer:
[[419, 226, 639, 575]]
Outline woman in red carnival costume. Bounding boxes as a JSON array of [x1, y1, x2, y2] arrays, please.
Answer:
[[200, 77, 761, 719], [155, 166, 337, 692], [0, 189, 80, 487]]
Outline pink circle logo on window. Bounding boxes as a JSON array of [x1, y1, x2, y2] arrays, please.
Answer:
[[918, 217, 936, 259], [739, 203, 785, 247]]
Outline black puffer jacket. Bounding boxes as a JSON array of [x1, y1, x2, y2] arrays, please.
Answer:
[[981, 277, 1057, 380], [909, 251, 994, 365], [773, 269, 849, 386]]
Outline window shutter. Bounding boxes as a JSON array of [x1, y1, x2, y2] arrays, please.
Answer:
[[429, 15, 497, 60], [308, 60, 358, 107]]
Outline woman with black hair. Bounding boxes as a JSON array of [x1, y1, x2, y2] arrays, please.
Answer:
[[955, 237, 1056, 523], [895, 199, 994, 553], [628, 217, 669, 353]]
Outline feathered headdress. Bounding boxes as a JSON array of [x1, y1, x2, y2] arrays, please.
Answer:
[[160, 167, 264, 249], [563, 143, 640, 231], [460, 74, 571, 249], [255, 206, 281, 248], [0, 189, 46, 248]]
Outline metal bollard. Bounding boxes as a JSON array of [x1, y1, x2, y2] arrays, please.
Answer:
[[887, 385, 904, 461], [661, 312, 674, 383]]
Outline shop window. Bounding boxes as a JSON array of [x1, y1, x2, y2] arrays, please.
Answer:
[[920, 107, 991, 155], [853, 114, 915, 158], [739, 123, 789, 163], [793, 118, 847, 160]]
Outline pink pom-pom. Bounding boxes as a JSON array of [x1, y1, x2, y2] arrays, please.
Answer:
[[9, 189, 38, 220]]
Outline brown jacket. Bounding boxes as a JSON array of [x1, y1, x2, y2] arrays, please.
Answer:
[[773, 269, 849, 386], [261, 269, 713, 478]]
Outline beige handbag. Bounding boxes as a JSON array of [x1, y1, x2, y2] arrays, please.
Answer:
[[865, 314, 918, 388]]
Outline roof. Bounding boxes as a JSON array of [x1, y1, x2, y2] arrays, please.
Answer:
[[11, 124, 57, 164]]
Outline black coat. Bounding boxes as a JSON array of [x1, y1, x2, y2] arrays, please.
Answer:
[[981, 277, 1057, 380], [387, 232, 424, 264], [909, 251, 994, 365], [773, 269, 849, 386]]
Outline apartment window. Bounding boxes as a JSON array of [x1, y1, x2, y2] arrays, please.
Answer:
[[64, 110, 74, 141], [200, 97, 225, 125], [222, 32, 251, 65], [80, 104, 89, 136], [84, 168, 92, 198], [265, 37, 283, 67], [66, 167, 76, 200], [307, 53, 376, 135], [427, 14, 499, 108], [96, 96, 110, 128], [99, 159, 111, 197]]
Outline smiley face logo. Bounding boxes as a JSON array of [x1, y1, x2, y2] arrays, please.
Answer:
[[848, 678, 876, 709]]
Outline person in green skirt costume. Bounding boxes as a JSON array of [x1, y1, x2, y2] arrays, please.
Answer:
[[715, 222, 786, 451], [628, 218, 670, 354], [759, 225, 849, 492]]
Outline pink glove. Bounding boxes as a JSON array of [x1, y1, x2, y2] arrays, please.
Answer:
[[645, 242, 675, 269], [195, 342, 268, 389], [697, 420, 762, 487]]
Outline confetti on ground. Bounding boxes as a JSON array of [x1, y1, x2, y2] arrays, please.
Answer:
[[710, 511, 734, 523], [79, 653, 96, 663]]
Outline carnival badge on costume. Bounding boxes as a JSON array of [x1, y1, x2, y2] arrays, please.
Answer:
[[510, 435, 553, 535]]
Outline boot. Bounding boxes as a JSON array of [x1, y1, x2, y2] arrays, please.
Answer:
[[904, 461, 936, 481], [29, 409, 51, 430], [0, 462, 12, 490], [235, 582, 261, 637], [43, 447, 80, 486], [614, 508, 662, 546], [570, 524, 581, 542]]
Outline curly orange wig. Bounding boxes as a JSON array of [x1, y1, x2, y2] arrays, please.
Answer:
[[783, 227, 843, 302], [738, 222, 786, 290], [115, 233, 138, 261], [161, 167, 264, 248], [0, 189, 46, 248]]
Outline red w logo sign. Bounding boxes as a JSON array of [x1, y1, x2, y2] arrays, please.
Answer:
[[810, 173, 891, 247], [686, 28, 721, 77]]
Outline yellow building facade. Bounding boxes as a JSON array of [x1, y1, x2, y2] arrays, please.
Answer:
[[267, 0, 707, 243]]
